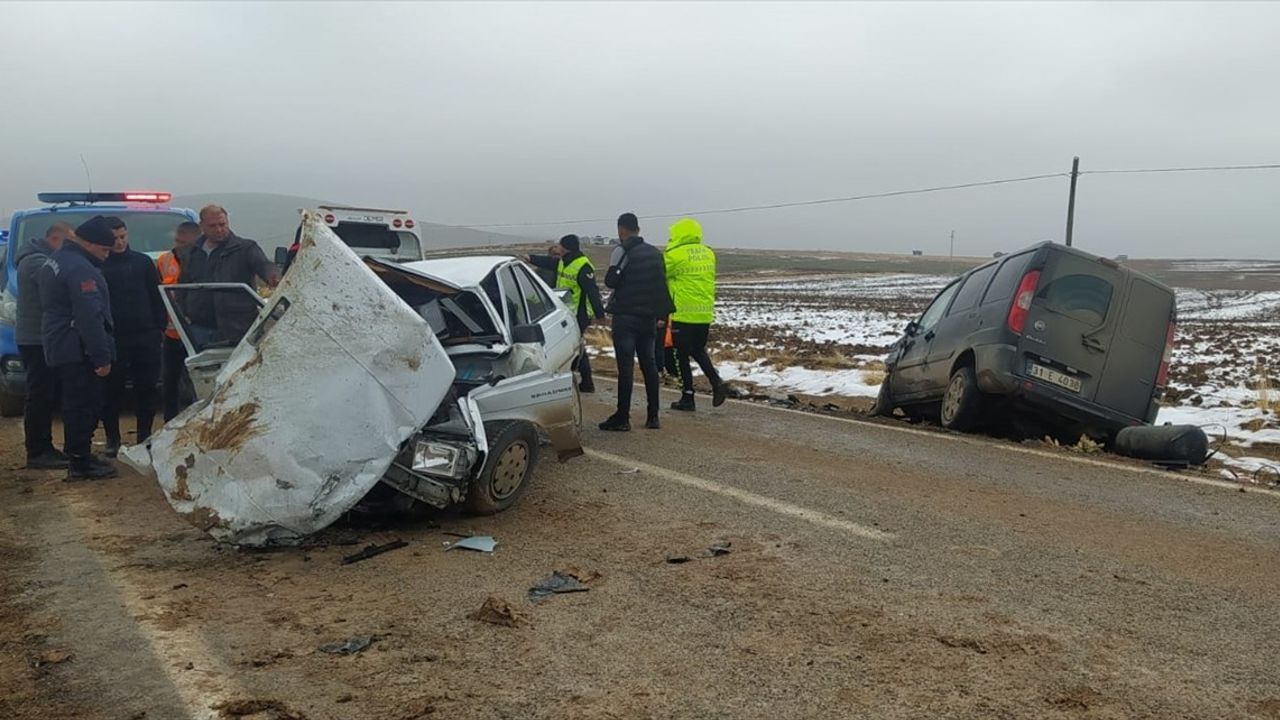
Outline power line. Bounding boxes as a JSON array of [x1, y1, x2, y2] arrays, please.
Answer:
[[451, 172, 1069, 229], [449, 161, 1280, 230], [1083, 162, 1280, 175]]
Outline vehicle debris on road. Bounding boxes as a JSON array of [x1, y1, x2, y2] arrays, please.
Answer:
[[341, 540, 409, 565], [318, 636, 375, 655], [447, 535, 497, 553], [528, 570, 592, 601]]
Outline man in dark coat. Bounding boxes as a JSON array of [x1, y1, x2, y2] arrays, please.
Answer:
[[40, 216, 119, 480], [100, 217, 167, 456], [179, 204, 279, 348], [600, 213, 675, 431], [14, 222, 73, 468]]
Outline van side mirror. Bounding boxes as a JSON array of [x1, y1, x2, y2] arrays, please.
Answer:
[[905, 320, 920, 337], [273, 247, 290, 267], [512, 323, 545, 344]]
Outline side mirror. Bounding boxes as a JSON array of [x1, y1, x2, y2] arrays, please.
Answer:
[[555, 288, 573, 305], [905, 320, 920, 337], [512, 323, 546, 344], [273, 246, 290, 267]]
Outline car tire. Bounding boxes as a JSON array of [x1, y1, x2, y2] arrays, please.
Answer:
[[940, 365, 984, 431], [466, 420, 539, 515], [869, 377, 894, 417], [0, 392, 23, 418]]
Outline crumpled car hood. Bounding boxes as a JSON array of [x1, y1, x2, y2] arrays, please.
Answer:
[[124, 212, 455, 546]]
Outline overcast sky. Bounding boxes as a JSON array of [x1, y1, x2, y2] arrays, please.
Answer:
[[2, 1, 1277, 258]]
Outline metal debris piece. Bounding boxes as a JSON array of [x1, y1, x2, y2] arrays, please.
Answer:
[[528, 571, 591, 602], [448, 535, 497, 553], [708, 541, 733, 557], [617, 468, 640, 475], [318, 636, 374, 655], [341, 540, 408, 565], [665, 555, 692, 564], [469, 596, 525, 627]]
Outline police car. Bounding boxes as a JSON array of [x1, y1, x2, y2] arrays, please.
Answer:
[[0, 192, 197, 416]]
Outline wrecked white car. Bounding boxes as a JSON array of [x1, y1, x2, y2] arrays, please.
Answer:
[[124, 212, 583, 546]]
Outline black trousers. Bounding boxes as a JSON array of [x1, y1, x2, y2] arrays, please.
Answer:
[[671, 322, 722, 396], [19, 344, 60, 458], [57, 362, 102, 460], [576, 317, 594, 386], [102, 332, 161, 444], [611, 314, 660, 419], [162, 335, 189, 421]]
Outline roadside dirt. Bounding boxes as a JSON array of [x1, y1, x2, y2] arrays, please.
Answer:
[[2, 393, 1278, 719]]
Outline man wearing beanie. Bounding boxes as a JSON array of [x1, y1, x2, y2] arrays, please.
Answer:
[[527, 234, 606, 392], [39, 215, 119, 480]]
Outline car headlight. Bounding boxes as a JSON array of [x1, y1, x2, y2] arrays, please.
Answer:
[[0, 289, 17, 324]]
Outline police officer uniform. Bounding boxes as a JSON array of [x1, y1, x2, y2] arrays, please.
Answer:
[[40, 216, 119, 480], [527, 234, 606, 392]]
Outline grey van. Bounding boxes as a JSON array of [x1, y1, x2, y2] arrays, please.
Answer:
[[871, 242, 1177, 441]]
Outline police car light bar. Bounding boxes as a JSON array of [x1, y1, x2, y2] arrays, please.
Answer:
[[37, 191, 173, 204]]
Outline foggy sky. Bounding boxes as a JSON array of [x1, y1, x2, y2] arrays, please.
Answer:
[[2, 1, 1278, 258]]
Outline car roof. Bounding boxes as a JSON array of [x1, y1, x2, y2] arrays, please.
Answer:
[[403, 255, 517, 287]]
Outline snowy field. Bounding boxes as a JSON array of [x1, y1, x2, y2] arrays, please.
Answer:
[[707, 271, 1280, 479]]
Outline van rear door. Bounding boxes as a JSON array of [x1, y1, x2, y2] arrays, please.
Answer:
[[1017, 251, 1124, 404], [1094, 276, 1175, 422]]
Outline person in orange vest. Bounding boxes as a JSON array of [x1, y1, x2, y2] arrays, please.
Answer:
[[158, 221, 199, 421]]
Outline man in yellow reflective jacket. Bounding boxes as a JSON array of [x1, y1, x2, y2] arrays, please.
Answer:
[[664, 218, 727, 411], [527, 234, 605, 392]]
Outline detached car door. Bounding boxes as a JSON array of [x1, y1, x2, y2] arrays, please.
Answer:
[[159, 282, 266, 402]]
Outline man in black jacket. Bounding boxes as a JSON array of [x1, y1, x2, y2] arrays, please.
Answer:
[[526, 234, 606, 392], [180, 204, 280, 348], [14, 222, 73, 469], [40, 216, 118, 480], [600, 213, 675, 431], [100, 217, 167, 457]]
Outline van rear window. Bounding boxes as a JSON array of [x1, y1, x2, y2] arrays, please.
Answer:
[[982, 252, 1032, 305], [1037, 274, 1113, 326]]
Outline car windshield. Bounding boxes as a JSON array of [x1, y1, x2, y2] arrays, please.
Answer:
[[15, 210, 190, 255]]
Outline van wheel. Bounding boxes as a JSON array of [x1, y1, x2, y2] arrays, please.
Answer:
[[0, 392, 22, 418], [869, 377, 894, 417], [940, 366, 984, 431], [466, 420, 539, 515]]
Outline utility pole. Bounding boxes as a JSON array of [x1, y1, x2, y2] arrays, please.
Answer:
[[1064, 156, 1080, 247], [949, 229, 955, 269]]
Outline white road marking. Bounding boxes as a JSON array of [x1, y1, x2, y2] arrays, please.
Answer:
[[592, 377, 1280, 501], [584, 448, 894, 542], [59, 492, 239, 720]]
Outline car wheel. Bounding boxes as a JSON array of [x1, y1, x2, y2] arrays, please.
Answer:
[[0, 392, 23, 418], [466, 420, 539, 515], [869, 377, 894, 417], [940, 365, 984, 431]]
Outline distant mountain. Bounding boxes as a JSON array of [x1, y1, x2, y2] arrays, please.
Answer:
[[172, 192, 536, 251]]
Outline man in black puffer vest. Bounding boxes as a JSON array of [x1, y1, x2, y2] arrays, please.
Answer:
[[600, 213, 675, 431]]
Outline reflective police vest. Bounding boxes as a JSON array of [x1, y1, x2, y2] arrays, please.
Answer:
[[556, 255, 595, 319], [156, 250, 182, 340]]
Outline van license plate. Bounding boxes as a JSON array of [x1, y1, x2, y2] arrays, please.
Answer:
[[1028, 363, 1082, 393]]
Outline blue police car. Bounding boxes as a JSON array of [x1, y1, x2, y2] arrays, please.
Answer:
[[0, 192, 197, 416]]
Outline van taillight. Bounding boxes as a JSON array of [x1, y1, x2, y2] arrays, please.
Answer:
[[1156, 322, 1176, 388], [1006, 270, 1042, 333]]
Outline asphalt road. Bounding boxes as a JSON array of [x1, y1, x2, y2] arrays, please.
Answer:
[[2, 386, 1278, 720]]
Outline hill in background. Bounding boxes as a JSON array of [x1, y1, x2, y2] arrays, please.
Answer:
[[173, 192, 536, 252]]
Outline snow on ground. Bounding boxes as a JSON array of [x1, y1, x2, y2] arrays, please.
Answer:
[[717, 362, 884, 398]]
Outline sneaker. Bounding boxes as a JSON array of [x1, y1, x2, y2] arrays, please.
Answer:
[[598, 414, 631, 432], [645, 417, 661, 430], [26, 450, 70, 470], [104, 438, 121, 459], [578, 381, 596, 394], [66, 456, 118, 482], [670, 395, 696, 412], [712, 382, 729, 408]]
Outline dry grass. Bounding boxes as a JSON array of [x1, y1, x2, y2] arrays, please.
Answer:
[[1257, 362, 1275, 413], [861, 366, 887, 386]]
